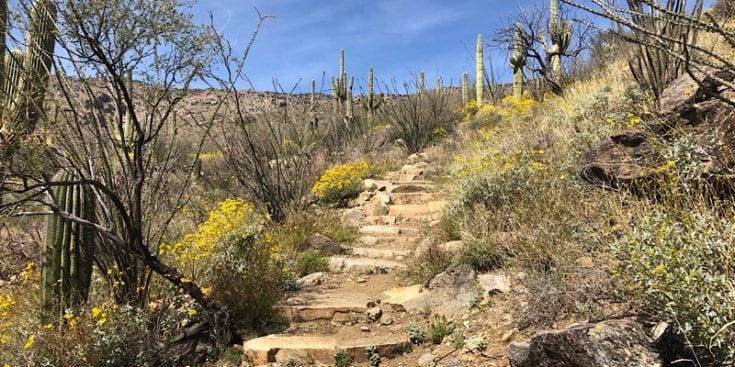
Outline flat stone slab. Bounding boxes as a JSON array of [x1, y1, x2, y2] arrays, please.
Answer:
[[243, 332, 410, 366], [358, 235, 421, 247], [350, 247, 411, 260], [380, 284, 429, 312], [283, 294, 369, 322], [359, 225, 403, 236], [387, 204, 432, 217], [390, 192, 441, 205], [329, 256, 403, 273], [244, 335, 335, 366]]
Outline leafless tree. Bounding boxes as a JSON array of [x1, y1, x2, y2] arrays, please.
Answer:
[[0, 0, 265, 324], [494, 1, 592, 96]]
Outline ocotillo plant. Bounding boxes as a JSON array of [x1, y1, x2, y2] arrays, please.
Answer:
[[42, 170, 96, 322], [549, 0, 571, 79], [461, 72, 469, 106], [476, 34, 484, 107], [510, 23, 526, 99], [0, 0, 57, 140]]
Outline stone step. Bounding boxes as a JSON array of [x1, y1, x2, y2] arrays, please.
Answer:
[[388, 204, 432, 217], [281, 294, 370, 323], [389, 183, 437, 194], [350, 246, 412, 260], [359, 225, 419, 236], [243, 331, 410, 366], [390, 192, 441, 205], [328, 256, 404, 273], [357, 235, 421, 248]]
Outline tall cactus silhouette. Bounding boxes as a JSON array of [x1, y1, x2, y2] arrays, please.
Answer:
[[475, 34, 484, 107], [42, 170, 97, 322], [0, 0, 57, 140], [510, 23, 526, 99], [461, 72, 469, 106], [434, 76, 441, 93], [418, 71, 425, 94], [365, 67, 382, 124], [549, 0, 571, 79], [331, 49, 348, 114], [330, 49, 354, 123]]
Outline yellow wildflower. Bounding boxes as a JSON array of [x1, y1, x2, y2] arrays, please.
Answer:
[[23, 334, 35, 350], [43, 323, 54, 329], [187, 309, 197, 317], [91, 307, 102, 319], [654, 265, 666, 275]]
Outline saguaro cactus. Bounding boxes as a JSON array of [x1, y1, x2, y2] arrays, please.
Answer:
[[331, 49, 348, 114], [43, 170, 96, 321], [549, 0, 571, 79], [365, 67, 382, 124], [0, 0, 57, 139], [475, 34, 484, 107], [418, 71, 425, 94], [330, 49, 355, 123], [510, 23, 526, 99], [461, 72, 469, 106], [435, 76, 441, 92]]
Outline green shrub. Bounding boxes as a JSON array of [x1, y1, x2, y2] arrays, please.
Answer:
[[406, 321, 427, 345], [366, 345, 381, 367], [618, 209, 735, 362], [295, 250, 329, 276], [334, 348, 353, 367], [210, 232, 286, 332]]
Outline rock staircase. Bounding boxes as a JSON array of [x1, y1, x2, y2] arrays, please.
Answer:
[[242, 161, 444, 366]]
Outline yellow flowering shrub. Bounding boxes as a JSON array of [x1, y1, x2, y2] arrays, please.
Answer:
[[161, 197, 262, 279], [311, 161, 371, 203]]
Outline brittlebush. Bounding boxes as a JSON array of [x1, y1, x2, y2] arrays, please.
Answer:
[[311, 161, 371, 204]]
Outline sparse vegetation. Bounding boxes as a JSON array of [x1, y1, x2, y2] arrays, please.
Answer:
[[0, 0, 734, 365]]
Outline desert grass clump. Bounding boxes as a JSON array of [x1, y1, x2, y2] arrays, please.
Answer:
[[311, 161, 371, 204], [429, 314, 454, 344]]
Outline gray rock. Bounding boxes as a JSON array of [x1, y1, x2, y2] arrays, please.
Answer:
[[341, 207, 365, 228], [364, 200, 389, 216], [427, 264, 478, 318], [508, 319, 662, 367], [418, 352, 434, 366], [443, 358, 462, 367], [365, 306, 382, 322], [307, 233, 343, 255], [297, 272, 323, 288], [413, 237, 435, 257], [478, 271, 511, 296]]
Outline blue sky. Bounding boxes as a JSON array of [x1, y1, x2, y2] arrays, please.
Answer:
[[192, 0, 524, 92]]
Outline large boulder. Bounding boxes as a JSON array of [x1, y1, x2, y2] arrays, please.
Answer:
[[580, 131, 661, 189], [581, 69, 735, 191], [508, 319, 662, 367]]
